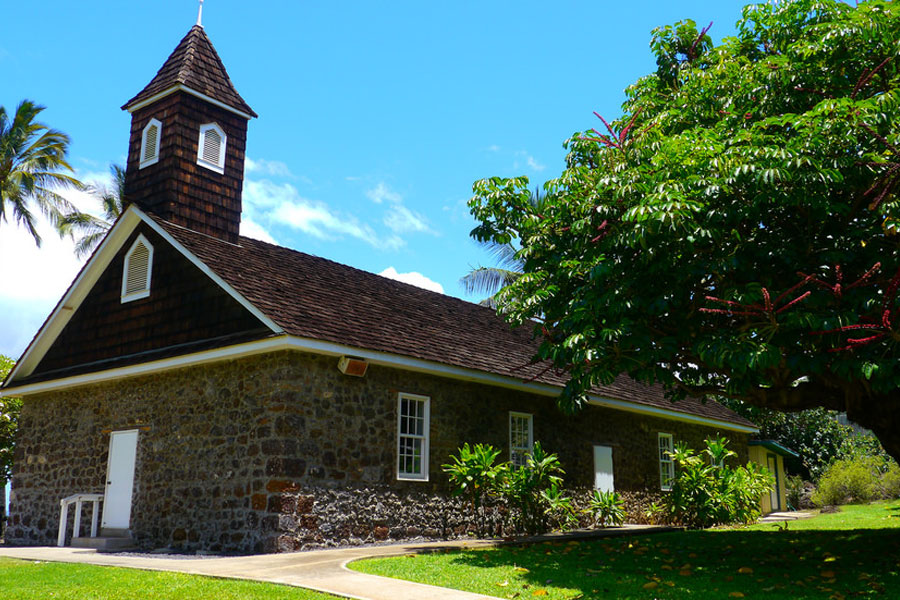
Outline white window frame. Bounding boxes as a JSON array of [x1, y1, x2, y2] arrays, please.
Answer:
[[396, 393, 430, 481], [197, 122, 226, 174], [509, 411, 533, 468], [121, 234, 154, 303], [658, 432, 675, 491], [139, 118, 162, 168]]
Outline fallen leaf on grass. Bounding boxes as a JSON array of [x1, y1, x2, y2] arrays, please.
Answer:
[[515, 567, 530, 573], [738, 567, 753, 574], [642, 582, 659, 590], [679, 570, 692, 577], [497, 581, 509, 587], [729, 592, 745, 598], [821, 570, 836, 578], [532, 590, 547, 596]]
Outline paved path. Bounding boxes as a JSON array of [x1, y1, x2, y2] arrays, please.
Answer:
[[0, 525, 670, 600], [758, 511, 814, 523]]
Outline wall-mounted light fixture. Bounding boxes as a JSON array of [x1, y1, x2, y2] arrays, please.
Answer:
[[337, 356, 368, 377]]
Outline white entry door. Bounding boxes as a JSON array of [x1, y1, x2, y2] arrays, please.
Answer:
[[593, 445, 614, 492], [101, 429, 139, 529], [767, 454, 780, 511]]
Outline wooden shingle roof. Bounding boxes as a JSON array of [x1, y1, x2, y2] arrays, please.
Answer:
[[158, 217, 756, 429], [122, 25, 257, 118]]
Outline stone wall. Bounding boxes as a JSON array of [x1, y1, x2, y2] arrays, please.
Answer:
[[5, 350, 749, 552]]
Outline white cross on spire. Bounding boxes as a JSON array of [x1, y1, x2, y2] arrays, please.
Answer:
[[197, 0, 204, 27]]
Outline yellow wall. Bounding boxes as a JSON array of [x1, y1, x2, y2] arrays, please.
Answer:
[[749, 446, 787, 514]]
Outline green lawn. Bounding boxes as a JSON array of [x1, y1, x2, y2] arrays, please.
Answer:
[[0, 558, 342, 600], [350, 502, 900, 599]]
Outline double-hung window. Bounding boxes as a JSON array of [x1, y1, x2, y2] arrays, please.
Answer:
[[509, 412, 533, 468], [658, 433, 675, 491], [397, 393, 429, 481]]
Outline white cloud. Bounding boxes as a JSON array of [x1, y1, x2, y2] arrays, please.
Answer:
[[244, 179, 405, 250], [366, 182, 403, 205], [245, 157, 294, 178], [383, 204, 433, 234], [486, 145, 501, 152], [0, 216, 86, 358], [526, 156, 546, 172], [240, 217, 277, 244], [378, 267, 444, 294]]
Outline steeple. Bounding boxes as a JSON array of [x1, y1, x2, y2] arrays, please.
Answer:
[[122, 25, 256, 243]]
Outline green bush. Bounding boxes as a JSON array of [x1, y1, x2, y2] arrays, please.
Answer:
[[495, 442, 575, 535], [442, 443, 504, 536], [662, 437, 773, 528], [810, 455, 900, 506], [589, 490, 626, 527]]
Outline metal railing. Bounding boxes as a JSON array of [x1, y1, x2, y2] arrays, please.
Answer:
[[57, 493, 104, 547]]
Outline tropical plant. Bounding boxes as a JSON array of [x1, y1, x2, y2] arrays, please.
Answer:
[[460, 188, 545, 308], [468, 0, 900, 464], [0, 100, 83, 245], [662, 438, 773, 528], [588, 490, 626, 527], [58, 163, 126, 258], [442, 443, 504, 536], [494, 442, 573, 534]]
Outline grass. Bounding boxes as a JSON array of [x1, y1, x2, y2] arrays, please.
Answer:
[[350, 502, 900, 599], [0, 558, 343, 600]]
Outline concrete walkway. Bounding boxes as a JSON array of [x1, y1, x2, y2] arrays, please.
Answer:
[[0, 525, 671, 600], [758, 510, 814, 523]]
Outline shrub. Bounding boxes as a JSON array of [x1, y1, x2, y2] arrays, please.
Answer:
[[810, 455, 900, 506], [494, 442, 574, 535], [785, 474, 806, 510], [662, 437, 774, 528], [589, 490, 626, 527], [442, 443, 503, 536]]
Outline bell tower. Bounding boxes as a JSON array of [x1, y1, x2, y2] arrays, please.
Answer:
[[121, 24, 257, 243]]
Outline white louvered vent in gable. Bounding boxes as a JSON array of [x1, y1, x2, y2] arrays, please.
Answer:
[[121, 234, 154, 303], [140, 118, 162, 168], [197, 123, 226, 174]]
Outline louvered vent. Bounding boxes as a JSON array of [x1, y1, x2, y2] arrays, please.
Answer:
[[202, 128, 221, 163], [142, 125, 158, 161], [140, 118, 162, 168], [121, 235, 153, 303], [197, 123, 226, 173]]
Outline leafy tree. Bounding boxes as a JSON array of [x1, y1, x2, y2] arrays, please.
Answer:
[[0, 100, 83, 245], [1, 355, 21, 529], [469, 1, 900, 462], [717, 400, 851, 480], [58, 164, 126, 258]]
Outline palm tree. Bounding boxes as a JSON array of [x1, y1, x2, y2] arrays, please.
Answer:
[[58, 164, 126, 258], [461, 188, 545, 308], [0, 100, 83, 245], [460, 241, 524, 308]]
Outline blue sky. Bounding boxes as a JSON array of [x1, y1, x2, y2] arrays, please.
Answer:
[[0, 0, 748, 359]]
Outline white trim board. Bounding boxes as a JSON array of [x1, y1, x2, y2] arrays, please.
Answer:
[[124, 84, 255, 120], [1, 335, 757, 434], [6, 205, 281, 382]]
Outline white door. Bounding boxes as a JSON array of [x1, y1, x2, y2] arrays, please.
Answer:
[[767, 454, 780, 511], [101, 429, 139, 529], [593, 445, 614, 492]]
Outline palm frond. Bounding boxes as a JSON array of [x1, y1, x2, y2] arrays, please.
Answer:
[[460, 266, 522, 297]]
